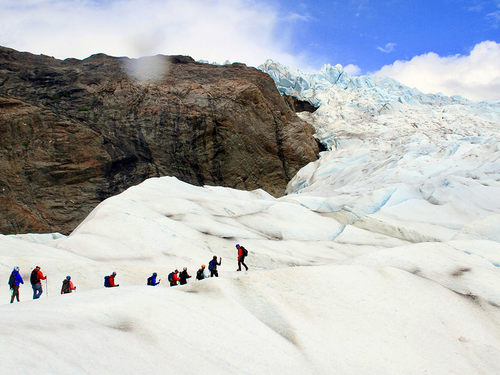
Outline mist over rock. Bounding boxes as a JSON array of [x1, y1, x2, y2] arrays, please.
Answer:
[[0, 46, 319, 234]]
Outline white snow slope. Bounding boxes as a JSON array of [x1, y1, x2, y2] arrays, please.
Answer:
[[1, 62, 500, 375]]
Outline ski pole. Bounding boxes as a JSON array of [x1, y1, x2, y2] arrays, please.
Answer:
[[45, 278, 48, 298]]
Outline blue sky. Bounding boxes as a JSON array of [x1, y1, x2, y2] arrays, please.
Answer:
[[0, 0, 499, 100], [275, 0, 500, 72]]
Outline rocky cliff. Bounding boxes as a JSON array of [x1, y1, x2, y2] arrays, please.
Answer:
[[0, 46, 319, 234]]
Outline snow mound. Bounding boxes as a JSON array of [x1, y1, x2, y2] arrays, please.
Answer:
[[2, 175, 500, 373]]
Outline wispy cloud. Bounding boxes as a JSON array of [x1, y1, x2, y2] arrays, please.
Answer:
[[487, 9, 500, 28], [0, 0, 308, 68], [374, 41, 500, 101], [376, 42, 396, 53], [352, 0, 370, 12], [467, 0, 485, 12], [285, 12, 313, 22], [468, 5, 484, 12]]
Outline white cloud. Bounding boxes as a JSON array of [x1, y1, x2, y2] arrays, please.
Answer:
[[344, 64, 361, 76], [0, 0, 305, 68], [377, 42, 396, 53], [374, 41, 500, 102]]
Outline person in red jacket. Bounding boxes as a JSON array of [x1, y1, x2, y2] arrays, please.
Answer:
[[30, 266, 47, 299], [61, 276, 76, 294], [236, 244, 248, 271], [106, 272, 119, 287], [169, 270, 180, 286]]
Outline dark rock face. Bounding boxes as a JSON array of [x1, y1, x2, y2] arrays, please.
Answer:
[[0, 46, 319, 234], [283, 95, 318, 113]]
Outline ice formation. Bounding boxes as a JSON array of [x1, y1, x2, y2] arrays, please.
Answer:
[[260, 60, 500, 244]]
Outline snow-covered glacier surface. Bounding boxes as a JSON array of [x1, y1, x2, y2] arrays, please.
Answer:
[[1, 61, 500, 374], [1, 177, 500, 374]]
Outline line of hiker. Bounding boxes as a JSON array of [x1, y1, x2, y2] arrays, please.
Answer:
[[8, 244, 250, 302], [8, 265, 75, 303], [149, 245, 247, 287], [163, 254, 222, 287]]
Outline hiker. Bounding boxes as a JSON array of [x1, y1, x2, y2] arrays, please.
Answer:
[[104, 272, 119, 288], [61, 276, 76, 294], [147, 272, 160, 286], [179, 267, 191, 285], [168, 270, 180, 286], [236, 244, 249, 271], [196, 265, 206, 280], [30, 266, 47, 299], [208, 256, 222, 277], [8, 266, 24, 303]]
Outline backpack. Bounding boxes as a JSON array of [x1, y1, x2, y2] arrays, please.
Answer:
[[168, 272, 174, 283], [30, 269, 39, 285], [62, 279, 71, 293], [208, 260, 215, 271], [8, 272, 16, 288], [147, 276, 153, 286], [104, 276, 110, 287], [241, 246, 248, 257]]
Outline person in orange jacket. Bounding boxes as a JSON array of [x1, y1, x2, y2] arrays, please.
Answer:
[[61, 276, 76, 294], [30, 266, 47, 299]]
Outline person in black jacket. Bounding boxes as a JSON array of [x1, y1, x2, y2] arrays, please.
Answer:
[[196, 265, 206, 280], [179, 268, 191, 285]]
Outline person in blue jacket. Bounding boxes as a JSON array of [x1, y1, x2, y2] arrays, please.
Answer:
[[8, 266, 24, 303], [147, 272, 160, 286]]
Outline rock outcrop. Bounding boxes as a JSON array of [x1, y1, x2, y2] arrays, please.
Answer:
[[283, 95, 318, 113], [0, 46, 319, 234]]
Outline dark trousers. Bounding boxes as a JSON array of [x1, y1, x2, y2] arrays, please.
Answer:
[[210, 270, 218, 277], [10, 285, 20, 303], [238, 257, 248, 271]]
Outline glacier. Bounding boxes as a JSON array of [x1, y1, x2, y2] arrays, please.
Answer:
[[1, 61, 500, 374], [260, 60, 500, 244]]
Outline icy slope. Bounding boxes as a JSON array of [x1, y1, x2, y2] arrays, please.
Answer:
[[1, 177, 500, 374], [2, 248, 500, 374]]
